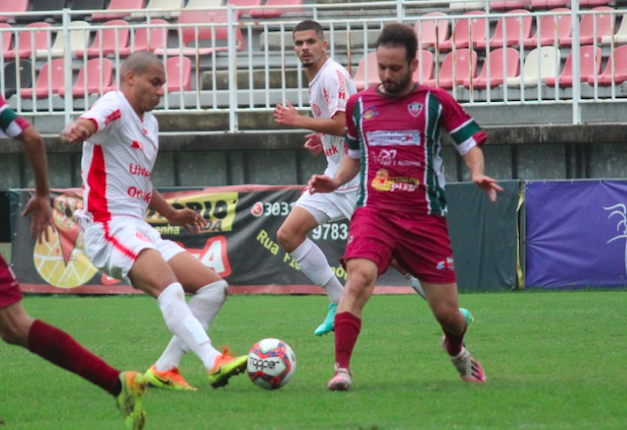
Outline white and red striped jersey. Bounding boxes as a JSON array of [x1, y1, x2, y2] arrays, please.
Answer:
[[0, 95, 30, 138], [79, 91, 159, 222], [308, 58, 359, 193]]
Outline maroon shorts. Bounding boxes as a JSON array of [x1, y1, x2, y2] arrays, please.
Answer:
[[0, 253, 21, 309], [342, 206, 457, 284]]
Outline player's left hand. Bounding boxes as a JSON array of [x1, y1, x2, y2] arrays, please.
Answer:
[[308, 174, 338, 194], [274, 101, 300, 127], [22, 194, 53, 243], [168, 208, 208, 234], [304, 133, 323, 156], [472, 174, 504, 203]]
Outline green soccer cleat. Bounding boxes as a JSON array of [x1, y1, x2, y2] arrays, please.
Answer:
[[314, 303, 337, 336], [207, 347, 248, 389], [460, 308, 474, 328], [144, 365, 197, 391], [116, 371, 147, 430]]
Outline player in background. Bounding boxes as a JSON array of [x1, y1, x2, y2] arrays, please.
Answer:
[[60, 52, 247, 393], [274, 20, 473, 336], [309, 23, 503, 390], [0, 95, 147, 429]]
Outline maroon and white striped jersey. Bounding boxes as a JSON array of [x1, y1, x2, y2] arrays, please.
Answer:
[[0, 95, 30, 138]]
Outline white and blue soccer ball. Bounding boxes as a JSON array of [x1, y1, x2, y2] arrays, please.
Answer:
[[247, 338, 296, 390]]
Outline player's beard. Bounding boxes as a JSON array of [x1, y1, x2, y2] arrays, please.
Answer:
[[382, 70, 413, 95]]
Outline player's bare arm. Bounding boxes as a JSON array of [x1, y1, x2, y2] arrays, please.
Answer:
[[308, 155, 360, 194], [19, 126, 52, 242], [60, 118, 97, 146], [462, 146, 504, 203], [274, 101, 346, 137], [149, 190, 208, 234]]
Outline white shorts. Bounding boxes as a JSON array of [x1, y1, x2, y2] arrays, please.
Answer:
[[295, 188, 358, 225], [84, 216, 185, 281]]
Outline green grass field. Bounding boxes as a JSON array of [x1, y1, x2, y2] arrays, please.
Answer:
[[1, 291, 626, 430]]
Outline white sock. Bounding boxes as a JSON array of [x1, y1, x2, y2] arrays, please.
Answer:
[[292, 238, 344, 304], [157, 282, 220, 370], [155, 280, 228, 372], [404, 273, 427, 301]]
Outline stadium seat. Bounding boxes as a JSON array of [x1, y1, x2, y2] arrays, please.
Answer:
[[14, 0, 65, 23], [522, 8, 571, 49], [61, 58, 114, 97], [580, 0, 612, 7], [506, 46, 560, 87], [3, 60, 32, 98], [249, 0, 304, 19], [545, 0, 570, 8], [92, 0, 145, 21], [36, 21, 90, 58], [476, 9, 532, 49], [463, 47, 519, 89], [183, 0, 223, 11], [4, 22, 52, 60], [227, 0, 264, 18], [154, 11, 244, 56], [545, 45, 602, 87], [0, 0, 28, 23], [0, 23, 13, 58], [75, 20, 130, 58], [489, 0, 531, 11], [119, 19, 168, 56], [132, 0, 185, 19], [424, 48, 478, 89], [590, 45, 627, 86], [449, 2, 485, 13], [413, 50, 435, 83], [559, 7, 614, 46], [20, 58, 65, 99], [353, 51, 379, 91], [601, 13, 627, 45], [165, 56, 191, 92], [70, 0, 106, 20], [414, 12, 449, 50], [439, 11, 488, 51]]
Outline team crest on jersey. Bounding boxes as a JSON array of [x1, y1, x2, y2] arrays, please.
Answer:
[[407, 102, 423, 118], [312, 103, 322, 118]]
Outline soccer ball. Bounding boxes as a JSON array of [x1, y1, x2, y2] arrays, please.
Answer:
[[247, 338, 296, 390]]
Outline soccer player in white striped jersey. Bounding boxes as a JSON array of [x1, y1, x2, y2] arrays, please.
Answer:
[[274, 20, 473, 337]]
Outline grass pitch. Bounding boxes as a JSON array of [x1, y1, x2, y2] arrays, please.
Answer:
[[0, 291, 626, 430]]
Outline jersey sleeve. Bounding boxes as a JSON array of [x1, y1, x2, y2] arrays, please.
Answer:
[[324, 68, 350, 118], [0, 95, 31, 138], [434, 89, 487, 156], [345, 95, 360, 159], [79, 92, 122, 145]]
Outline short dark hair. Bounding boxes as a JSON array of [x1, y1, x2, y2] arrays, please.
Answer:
[[375, 23, 417, 63], [293, 20, 324, 39]]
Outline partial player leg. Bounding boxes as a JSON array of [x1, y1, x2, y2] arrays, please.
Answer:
[[327, 258, 378, 391], [421, 282, 485, 383], [277, 206, 344, 336]]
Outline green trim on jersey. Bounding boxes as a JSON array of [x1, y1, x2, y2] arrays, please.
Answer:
[[0, 106, 18, 134], [450, 120, 481, 146], [425, 92, 445, 215], [352, 98, 368, 208]]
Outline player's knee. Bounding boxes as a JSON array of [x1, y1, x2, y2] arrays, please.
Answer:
[[276, 226, 293, 250]]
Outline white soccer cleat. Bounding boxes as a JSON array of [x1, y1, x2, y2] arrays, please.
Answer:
[[327, 366, 352, 391], [448, 347, 486, 383]]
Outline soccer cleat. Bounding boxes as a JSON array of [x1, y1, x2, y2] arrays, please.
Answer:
[[447, 347, 486, 383], [327, 365, 352, 391], [314, 303, 337, 336], [116, 371, 148, 430], [460, 308, 474, 328], [144, 365, 197, 391], [207, 347, 248, 388]]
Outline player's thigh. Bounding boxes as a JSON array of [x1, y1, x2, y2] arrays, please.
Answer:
[[279, 205, 322, 239], [167, 251, 222, 293], [0, 302, 34, 346], [128, 248, 178, 298]]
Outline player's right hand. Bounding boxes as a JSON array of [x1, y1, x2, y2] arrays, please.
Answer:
[[307, 174, 337, 194], [22, 194, 53, 243], [60, 122, 90, 145], [304, 133, 323, 156]]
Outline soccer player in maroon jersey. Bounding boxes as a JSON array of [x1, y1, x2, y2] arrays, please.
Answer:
[[0, 95, 147, 429], [309, 23, 503, 390]]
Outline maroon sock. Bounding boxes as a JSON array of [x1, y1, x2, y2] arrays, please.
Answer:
[[334, 312, 362, 370], [27, 320, 121, 396], [443, 322, 467, 356]]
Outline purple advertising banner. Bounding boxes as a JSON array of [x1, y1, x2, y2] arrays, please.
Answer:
[[526, 180, 627, 288]]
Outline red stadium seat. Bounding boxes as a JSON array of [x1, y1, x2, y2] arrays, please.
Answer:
[[559, 7, 614, 46], [414, 12, 449, 50], [545, 45, 602, 87], [424, 48, 478, 89], [75, 20, 130, 58], [249, 0, 303, 19], [93, 0, 145, 21], [413, 50, 435, 83], [0, 24, 13, 57], [353, 51, 379, 91], [464, 47, 519, 89], [0, 0, 28, 23], [476, 9, 532, 50], [589, 45, 627, 86], [522, 8, 571, 49], [119, 19, 168, 56], [165, 56, 191, 92], [5, 22, 52, 60], [439, 11, 488, 51], [489, 0, 531, 11], [580, 0, 612, 7], [60, 58, 114, 97], [20, 58, 65, 99], [227, 0, 264, 18]]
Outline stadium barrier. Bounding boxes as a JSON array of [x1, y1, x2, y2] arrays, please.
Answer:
[[9, 183, 519, 294]]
